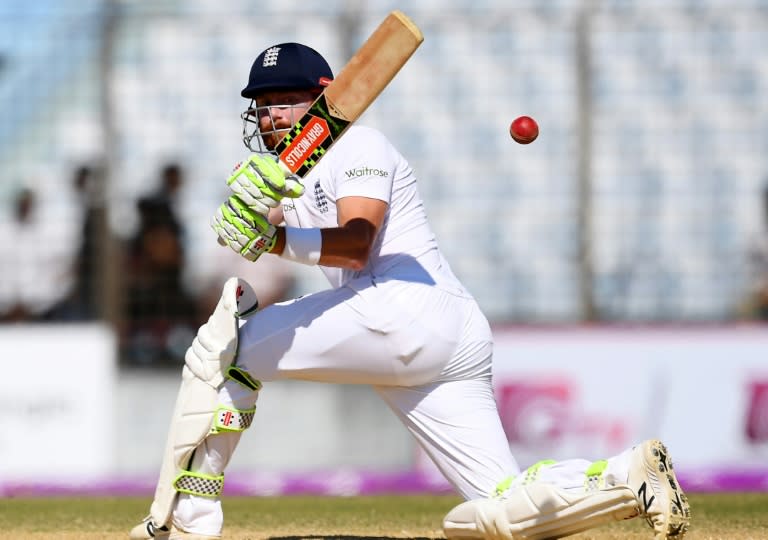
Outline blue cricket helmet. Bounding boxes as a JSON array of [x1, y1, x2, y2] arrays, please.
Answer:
[[241, 42, 333, 98]]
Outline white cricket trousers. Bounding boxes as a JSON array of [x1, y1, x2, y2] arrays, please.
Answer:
[[174, 277, 520, 535]]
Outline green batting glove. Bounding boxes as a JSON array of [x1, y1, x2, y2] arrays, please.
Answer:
[[227, 153, 305, 214], [211, 195, 277, 262]]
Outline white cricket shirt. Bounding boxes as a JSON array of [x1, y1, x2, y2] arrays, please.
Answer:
[[281, 125, 468, 295]]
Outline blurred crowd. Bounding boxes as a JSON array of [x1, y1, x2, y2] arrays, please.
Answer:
[[3, 162, 768, 368], [0, 162, 297, 367]]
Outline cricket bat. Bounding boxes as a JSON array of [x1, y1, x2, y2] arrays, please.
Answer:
[[274, 10, 423, 177]]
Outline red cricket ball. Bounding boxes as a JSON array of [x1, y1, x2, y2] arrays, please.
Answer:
[[510, 116, 539, 144]]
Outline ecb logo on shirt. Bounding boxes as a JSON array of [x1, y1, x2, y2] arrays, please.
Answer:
[[314, 180, 328, 213]]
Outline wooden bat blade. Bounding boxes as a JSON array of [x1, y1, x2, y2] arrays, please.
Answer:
[[274, 11, 423, 177], [324, 10, 423, 122]]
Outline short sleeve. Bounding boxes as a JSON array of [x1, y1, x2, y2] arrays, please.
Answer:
[[332, 127, 396, 204]]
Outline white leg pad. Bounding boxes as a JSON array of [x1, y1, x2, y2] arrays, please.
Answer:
[[443, 485, 639, 540], [150, 368, 219, 527], [147, 277, 260, 528]]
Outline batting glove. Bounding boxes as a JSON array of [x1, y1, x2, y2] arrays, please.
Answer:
[[227, 153, 305, 214], [211, 195, 277, 262]]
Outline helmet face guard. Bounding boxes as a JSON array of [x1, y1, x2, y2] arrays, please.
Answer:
[[241, 98, 311, 153], [241, 100, 266, 153]]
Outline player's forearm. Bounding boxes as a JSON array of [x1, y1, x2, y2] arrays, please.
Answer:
[[271, 219, 375, 270], [318, 225, 372, 270], [269, 225, 371, 269]]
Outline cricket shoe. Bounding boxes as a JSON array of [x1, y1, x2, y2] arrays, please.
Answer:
[[627, 439, 691, 539], [129, 516, 170, 539]]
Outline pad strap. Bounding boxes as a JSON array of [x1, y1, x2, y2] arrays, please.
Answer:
[[584, 459, 608, 491], [170, 400, 257, 499], [173, 470, 224, 498], [210, 405, 256, 434], [226, 365, 263, 391], [494, 459, 556, 498]]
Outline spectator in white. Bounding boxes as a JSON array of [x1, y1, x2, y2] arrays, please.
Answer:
[[0, 187, 76, 321]]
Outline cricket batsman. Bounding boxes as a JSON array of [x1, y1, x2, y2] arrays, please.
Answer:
[[130, 41, 690, 540]]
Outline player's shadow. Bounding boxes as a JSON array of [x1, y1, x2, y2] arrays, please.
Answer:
[[269, 536, 439, 540]]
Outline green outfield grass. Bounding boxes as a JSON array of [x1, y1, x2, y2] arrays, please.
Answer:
[[1, 493, 766, 539]]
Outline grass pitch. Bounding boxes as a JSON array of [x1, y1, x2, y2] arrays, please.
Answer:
[[0, 493, 766, 539]]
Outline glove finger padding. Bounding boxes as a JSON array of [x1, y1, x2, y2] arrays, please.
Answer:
[[228, 175, 280, 215], [211, 196, 277, 262], [225, 196, 272, 232], [228, 154, 305, 208], [257, 156, 306, 198]]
